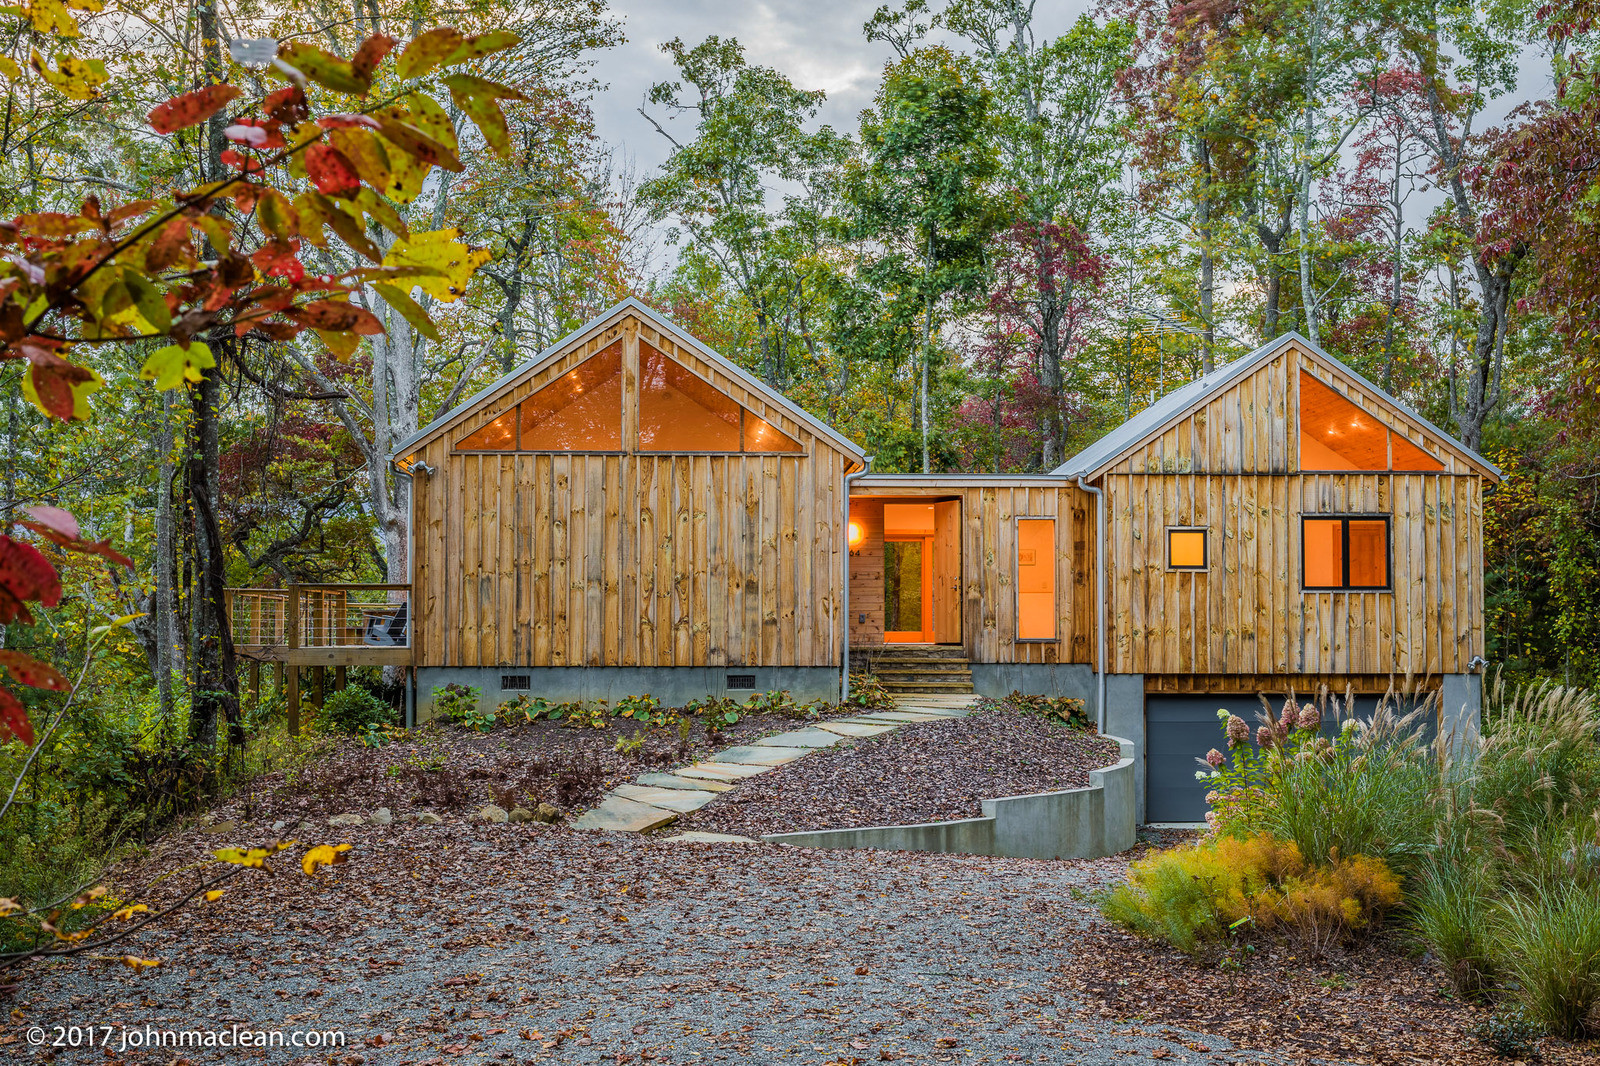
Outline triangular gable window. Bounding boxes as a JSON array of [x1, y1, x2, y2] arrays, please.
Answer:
[[454, 342, 623, 452], [638, 343, 801, 453], [1298, 371, 1443, 472]]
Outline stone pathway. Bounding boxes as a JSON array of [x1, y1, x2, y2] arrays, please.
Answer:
[[570, 694, 979, 834]]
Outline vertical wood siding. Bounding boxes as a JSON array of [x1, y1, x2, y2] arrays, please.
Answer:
[[847, 485, 1097, 665], [1101, 346, 1486, 678], [409, 314, 848, 669]]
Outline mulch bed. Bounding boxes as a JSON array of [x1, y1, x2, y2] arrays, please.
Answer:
[[1056, 924, 1600, 1065], [677, 706, 1122, 837], [216, 712, 810, 830]]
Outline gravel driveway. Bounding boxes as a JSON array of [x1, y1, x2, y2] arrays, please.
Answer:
[[7, 824, 1262, 1065]]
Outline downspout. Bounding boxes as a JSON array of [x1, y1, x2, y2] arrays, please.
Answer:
[[1076, 475, 1107, 733], [391, 457, 422, 729], [840, 456, 875, 703]]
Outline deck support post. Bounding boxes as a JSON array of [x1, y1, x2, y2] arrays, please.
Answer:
[[335, 666, 347, 692], [287, 667, 300, 735], [313, 665, 325, 710], [286, 584, 300, 734]]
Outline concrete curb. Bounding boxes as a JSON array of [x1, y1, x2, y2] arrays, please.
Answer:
[[759, 735, 1137, 860]]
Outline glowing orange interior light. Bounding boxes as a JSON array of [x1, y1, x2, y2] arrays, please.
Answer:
[[848, 521, 864, 547], [1168, 529, 1206, 569], [456, 409, 517, 450], [516, 342, 623, 450], [1017, 519, 1056, 640], [1298, 371, 1443, 471]]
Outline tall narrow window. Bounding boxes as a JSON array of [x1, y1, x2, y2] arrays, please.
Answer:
[[1302, 516, 1390, 590], [1299, 371, 1444, 471], [1016, 518, 1056, 640], [1167, 528, 1207, 571]]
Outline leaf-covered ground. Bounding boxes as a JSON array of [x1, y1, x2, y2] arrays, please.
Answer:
[[8, 736, 1598, 1065], [678, 708, 1122, 837]]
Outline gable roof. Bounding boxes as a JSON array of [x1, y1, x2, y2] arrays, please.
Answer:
[[390, 297, 867, 463], [1051, 332, 1502, 482]]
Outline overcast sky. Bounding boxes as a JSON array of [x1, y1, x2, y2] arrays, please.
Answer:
[[589, 0, 1098, 178]]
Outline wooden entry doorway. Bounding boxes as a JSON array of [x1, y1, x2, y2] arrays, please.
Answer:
[[880, 500, 961, 644]]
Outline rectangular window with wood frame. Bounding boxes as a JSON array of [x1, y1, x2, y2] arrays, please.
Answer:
[[1302, 516, 1390, 590], [1016, 518, 1056, 640], [1166, 527, 1207, 571]]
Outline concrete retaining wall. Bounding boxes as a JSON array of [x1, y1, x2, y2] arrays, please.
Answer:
[[761, 736, 1137, 860]]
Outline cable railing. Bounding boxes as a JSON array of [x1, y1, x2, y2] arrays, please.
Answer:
[[225, 584, 410, 651]]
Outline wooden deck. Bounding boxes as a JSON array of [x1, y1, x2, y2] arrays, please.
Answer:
[[226, 583, 412, 732]]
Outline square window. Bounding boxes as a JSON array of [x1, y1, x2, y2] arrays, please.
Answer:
[[1302, 515, 1390, 590], [1167, 528, 1207, 570]]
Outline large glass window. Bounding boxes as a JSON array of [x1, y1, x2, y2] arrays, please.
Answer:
[[1299, 371, 1443, 471], [639, 343, 802, 453], [455, 342, 624, 451], [1302, 516, 1390, 590], [1017, 518, 1056, 640]]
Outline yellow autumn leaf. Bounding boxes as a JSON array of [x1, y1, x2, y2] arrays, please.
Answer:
[[30, 49, 108, 101], [139, 341, 214, 391], [0, 56, 20, 81], [301, 843, 353, 875], [19, 0, 80, 37], [111, 904, 150, 920], [213, 841, 293, 868], [204, 890, 224, 902], [380, 228, 488, 303], [68, 885, 107, 909], [0, 897, 20, 915], [123, 956, 161, 970]]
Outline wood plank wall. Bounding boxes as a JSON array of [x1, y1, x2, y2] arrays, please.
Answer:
[[1100, 345, 1486, 679], [407, 313, 850, 669], [847, 486, 1097, 665]]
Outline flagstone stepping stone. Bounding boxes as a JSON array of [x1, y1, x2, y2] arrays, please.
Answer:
[[661, 831, 761, 844], [846, 711, 950, 724], [711, 745, 813, 766], [676, 761, 772, 781], [815, 720, 898, 738], [636, 773, 733, 792], [613, 784, 719, 813], [753, 728, 844, 748], [571, 796, 678, 833]]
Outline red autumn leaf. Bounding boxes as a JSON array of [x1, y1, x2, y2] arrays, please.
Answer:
[[305, 143, 361, 198], [251, 238, 306, 283], [0, 686, 32, 747], [0, 651, 68, 691], [264, 86, 309, 125], [219, 149, 264, 174], [21, 505, 77, 540], [0, 536, 61, 625], [352, 34, 397, 81], [148, 84, 242, 135], [144, 217, 193, 274], [25, 348, 96, 422], [294, 299, 384, 334], [316, 113, 381, 130]]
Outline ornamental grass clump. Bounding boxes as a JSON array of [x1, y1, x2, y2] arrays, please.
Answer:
[[1101, 833, 1402, 955]]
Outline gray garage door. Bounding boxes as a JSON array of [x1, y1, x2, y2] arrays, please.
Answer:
[[1145, 692, 1432, 823]]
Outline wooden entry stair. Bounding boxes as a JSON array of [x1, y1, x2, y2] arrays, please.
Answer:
[[852, 645, 974, 695]]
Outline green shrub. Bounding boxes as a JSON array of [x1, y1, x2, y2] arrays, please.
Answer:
[[683, 695, 741, 733], [1472, 1009, 1543, 1061], [1410, 855, 1499, 997], [1203, 692, 1441, 879], [320, 686, 392, 736], [997, 690, 1092, 729], [845, 674, 895, 710], [1100, 833, 1402, 955], [431, 683, 493, 731], [550, 699, 609, 729], [1490, 881, 1600, 1039], [1475, 675, 1600, 853], [499, 693, 548, 722]]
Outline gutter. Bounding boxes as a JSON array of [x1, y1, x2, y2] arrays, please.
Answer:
[[840, 456, 874, 702], [1076, 476, 1107, 732]]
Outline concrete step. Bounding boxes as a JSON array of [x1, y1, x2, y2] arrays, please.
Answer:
[[879, 679, 976, 693], [875, 670, 975, 686], [872, 661, 973, 674], [851, 645, 969, 660]]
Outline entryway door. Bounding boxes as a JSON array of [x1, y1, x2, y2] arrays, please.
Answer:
[[883, 500, 962, 643]]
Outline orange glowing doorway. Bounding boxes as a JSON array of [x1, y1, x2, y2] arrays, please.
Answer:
[[883, 536, 934, 643]]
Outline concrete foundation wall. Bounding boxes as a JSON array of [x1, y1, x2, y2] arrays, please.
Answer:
[[1439, 672, 1483, 763], [416, 666, 841, 723], [968, 663, 1095, 703], [1103, 674, 1147, 822], [762, 737, 1137, 861]]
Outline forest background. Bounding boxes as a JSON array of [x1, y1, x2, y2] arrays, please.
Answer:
[[0, 0, 1598, 895]]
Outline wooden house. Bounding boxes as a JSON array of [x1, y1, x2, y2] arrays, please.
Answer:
[[372, 303, 1497, 823]]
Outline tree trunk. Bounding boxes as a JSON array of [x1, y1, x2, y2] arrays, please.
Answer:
[[920, 227, 934, 474], [1196, 138, 1216, 372]]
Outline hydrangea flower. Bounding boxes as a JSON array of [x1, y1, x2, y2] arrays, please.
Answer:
[[1225, 714, 1249, 747], [1205, 748, 1226, 768], [1257, 723, 1275, 748], [1296, 704, 1321, 731]]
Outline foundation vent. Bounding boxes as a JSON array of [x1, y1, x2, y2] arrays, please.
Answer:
[[725, 673, 757, 690], [500, 674, 531, 691]]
